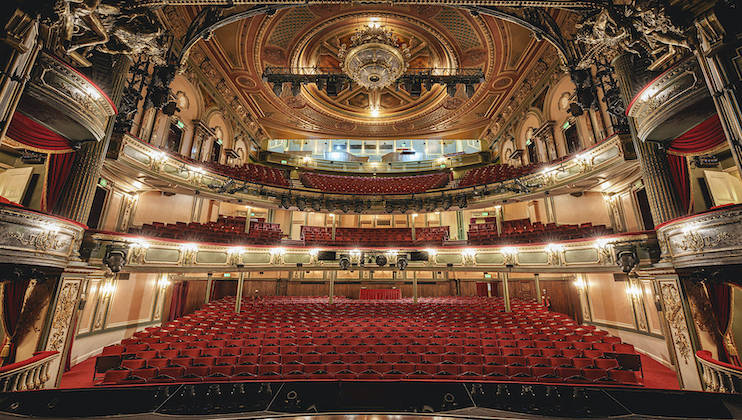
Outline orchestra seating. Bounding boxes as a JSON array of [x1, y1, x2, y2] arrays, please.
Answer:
[[459, 163, 542, 187], [299, 172, 450, 194], [301, 226, 449, 246], [129, 216, 283, 244], [176, 153, 289, 187], [468, 218, 612, 244], [97, 296, 643, 385]]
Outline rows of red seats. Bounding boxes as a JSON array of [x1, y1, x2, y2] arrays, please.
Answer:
[[175, 153, 289, 187], [129, 216, 283, 244], [98, 297, 642, 386], [459, 163, 542, 187], [300, 172, 450, 195], [301, 226, 449, 246], [468, 219, 612, 244]]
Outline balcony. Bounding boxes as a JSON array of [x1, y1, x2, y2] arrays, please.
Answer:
[[656, 204, 742, 269], [0, 203, 87, 269], [17, 51, 116, 144], [696, 350, 742, 393], [0, 351, 59, 392]]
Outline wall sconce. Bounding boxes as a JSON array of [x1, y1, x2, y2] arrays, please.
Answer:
[[309, 248, 320, 257], [424, 248, 437, 257], [626, 283, 642, 300], [462, 248, 476, 257], [181, 243, 199, 252], [350, 249, 361, 257], [270, 247, 286, 256], [157, 275, 171, 289]]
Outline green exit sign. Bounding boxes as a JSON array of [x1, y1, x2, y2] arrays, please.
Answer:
[[482, 212, 489, 216], [281, 160, 288, 164], [98, 178, 108, 187], [484, 273, 492, 279], [223, 273, 231, 278], [562, 121, 572, 130], [176, 120, 185, 129]]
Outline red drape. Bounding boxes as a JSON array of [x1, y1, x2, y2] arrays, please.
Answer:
[[1, 279, 30, 365], [475, 282, 489, 297], [45, 152, 75, 212], [667, 153, 691, 214], [167, 282, 189, 321], [5, 113, 73, 152], [359, 289, 401, 300], [668, 114, 726, 156], [707, 282, 731, 334]]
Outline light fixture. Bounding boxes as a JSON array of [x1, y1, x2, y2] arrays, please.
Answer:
[[501, 247, 517, 256], [546, 243, 564, 253], [350, 249, 361, 256], [338, 24, 410, 91], [626, 283, 642, 299], [424, 248, 437, 257], [228, 247, 244, 254], [462, 248, 476, 257], [270, 247, 286, 256], [181, 243, 198, 252], [309, 248, 320, 257], [573, 277, 587, 291], [157, 275, 171, 289], [397, 257, 408, 271], [131, 238, 150, 249], [595, 238, 611, 249]]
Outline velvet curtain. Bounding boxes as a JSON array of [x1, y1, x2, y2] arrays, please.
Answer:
[[167, 282, 189, 321], [667, 153, 691, 214], [45, 152, 75, 212], [707, 282, 731, 334], [1, 279, 30, 365], [668, 114, 726, 156], [5, 113, 73, 153]]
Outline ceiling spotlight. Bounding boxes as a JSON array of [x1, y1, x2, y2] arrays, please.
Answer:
[[340, 202, 351, 213], [311, 199, 322, 212], [339, 257, 350, 270], [315, 77, 326, 91], [280, 195, 291, 209], [456, 194, 468, 209], [326, 76, 341, 97], [404, 78, 422, 98], [443, 196, 453, 210], [385, 201, 395, 213], [446, 84, 457, 97], [465, 83, 475, 98], [399, 201, 409, 214], [396, 257, 408, 271], [291, 82, 301, 96], [354, 201, 365, 213], [272, 82, 284, 97], [376, 254, 388, 267], [296, 197, 306, 211]]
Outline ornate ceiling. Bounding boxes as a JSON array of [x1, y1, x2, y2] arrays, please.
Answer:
[[166, 5, 563, 140]]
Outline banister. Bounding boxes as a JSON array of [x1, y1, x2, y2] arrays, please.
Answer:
[[0, 351, 60, 392], [696, 350, 742, 393]]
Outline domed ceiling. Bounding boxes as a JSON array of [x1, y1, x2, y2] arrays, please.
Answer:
[[184, 5, 560, 140]]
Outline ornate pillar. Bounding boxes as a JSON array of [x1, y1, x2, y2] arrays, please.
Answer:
[[328, 271, 335, 304], [694, 4, 742, 175], [235, 271, 244, 313], [0, 9, 40, 140], [534, 273, 542, 305], [204, 272, 213, 304], [53, 54, 131, 223], [501, 271, 511, 313], [612, 54, 684, 226]]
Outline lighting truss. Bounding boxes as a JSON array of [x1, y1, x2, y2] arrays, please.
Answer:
[[263, 67, 485, 98]]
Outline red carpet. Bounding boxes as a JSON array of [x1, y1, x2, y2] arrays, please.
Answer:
[[59, 357, 96, 389], [640, 354, 680, 389]]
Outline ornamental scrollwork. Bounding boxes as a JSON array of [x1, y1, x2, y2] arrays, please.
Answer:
[[128, 245, 147, 264], [46, 281, 81, 352], [678, 231, 733, 253], [2, 230, 63, 252], [660, 282, 692, 363]]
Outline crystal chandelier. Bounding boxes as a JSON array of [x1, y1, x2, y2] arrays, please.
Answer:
[[338, 24, 410, 90]]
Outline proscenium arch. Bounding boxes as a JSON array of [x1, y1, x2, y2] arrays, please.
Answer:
[[169, 1, 600, 68]]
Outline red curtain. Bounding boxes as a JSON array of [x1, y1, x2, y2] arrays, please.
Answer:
[[5, 113, 73, 152], [667, 153, 691, 214], [167, 282, 189, 321], [668, 114, 726, 156], [1, 279, 30, 365], [359, 289, 402, 300], [45, 152, 75, 212], [707, 282, 731, 334]]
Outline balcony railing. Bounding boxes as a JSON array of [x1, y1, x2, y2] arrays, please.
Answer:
[[696, 350, 742, 393], [0, 351, 59, 392]]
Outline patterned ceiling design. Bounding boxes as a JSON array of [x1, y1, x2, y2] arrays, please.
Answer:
[[183, 4, 558, 140]]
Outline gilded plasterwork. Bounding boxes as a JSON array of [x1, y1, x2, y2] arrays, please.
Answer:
[[45, 280, 81, 352], [660, 281, 692, 363]]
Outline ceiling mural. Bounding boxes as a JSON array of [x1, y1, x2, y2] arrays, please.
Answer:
[[177, 4, 558, 140]]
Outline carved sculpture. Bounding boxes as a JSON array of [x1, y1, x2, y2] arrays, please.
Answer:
[[575, 1, 689, 69], [52, 0, 168, 66]]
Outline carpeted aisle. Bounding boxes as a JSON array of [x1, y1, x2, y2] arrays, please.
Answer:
[[640, 354, 680, 389], [59, 357, 96, 389]]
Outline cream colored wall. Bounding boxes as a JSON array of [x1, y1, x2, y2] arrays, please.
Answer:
[[132, 191, 197, 226], [552, 192, 611, 226], [100, 190, 124, 231], [502, 201, 530, 221], [586, 272, 636, 329]]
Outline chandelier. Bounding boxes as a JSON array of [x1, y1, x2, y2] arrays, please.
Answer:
[[338, 25, 410, 90]]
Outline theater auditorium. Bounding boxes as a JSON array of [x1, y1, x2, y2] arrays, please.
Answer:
[[0, 0, 741, 418]]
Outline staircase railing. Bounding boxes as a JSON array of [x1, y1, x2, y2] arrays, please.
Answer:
[[696, 350, 742, 393], [0, 351, 60, 392]]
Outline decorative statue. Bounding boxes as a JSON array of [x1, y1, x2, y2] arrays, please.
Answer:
[[53, 0, 168, 65], [575, 1, 689, 69]]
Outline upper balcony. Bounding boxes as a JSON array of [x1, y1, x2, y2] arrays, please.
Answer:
[[109, 132, 636, 213], [15, 51, 116, 146]]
